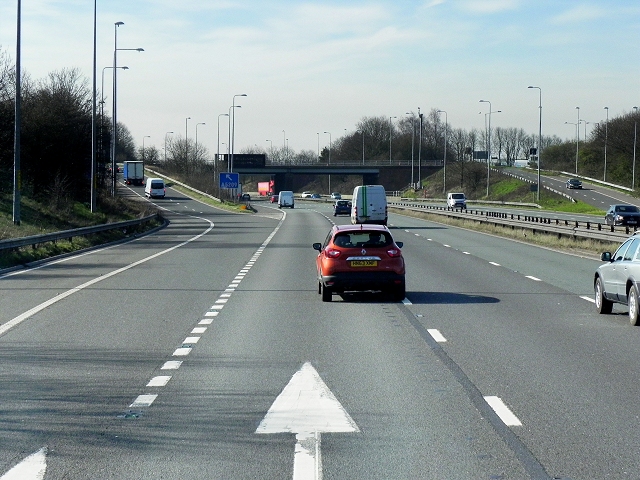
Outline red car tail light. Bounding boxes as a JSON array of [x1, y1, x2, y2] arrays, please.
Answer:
[[325, 248, 342, 258], [387, 248, 402, 258]]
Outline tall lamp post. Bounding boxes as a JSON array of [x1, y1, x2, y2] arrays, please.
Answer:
[[418, 107, 423, 187], [479, 100, 492, 197], [604, 107, 609, 181], [142, 135, 150, 162], [317, 132, 320, 160], [111, 21, 143, 196], [227, 106, 239, 170], [437, 110, 447, 194], [528, 86, 542, 201], [406, 112, 415, 187], [323, 132, 332, 165], [266, 139, 273, 159], [164, 132, 173, 163], [389, 116, 397, 164], [231, 93, 247, 173], [185, 116, 191, 171], [634, 106, 638, 190], [575, 106, 580, 174], [564, 121, 579, 174], [324, 131, 332, 193], [217, 113, 228, 164], [13, 0, 21, 224]]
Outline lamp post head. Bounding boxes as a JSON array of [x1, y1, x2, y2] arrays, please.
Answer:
[[135, 48, 144, 52], [115, 21, 124, 26]]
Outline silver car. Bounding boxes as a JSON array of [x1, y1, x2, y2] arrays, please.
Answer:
[[594, 232, 640, 325]]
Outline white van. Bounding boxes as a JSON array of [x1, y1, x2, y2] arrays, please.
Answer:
[[145, 178, 165, 198], [447, 192, 466, 209], [278, 190, 294, 208], [351, 185, 387, 225]]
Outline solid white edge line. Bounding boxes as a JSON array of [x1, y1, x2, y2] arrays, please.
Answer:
[[0, 217, 215, 337]]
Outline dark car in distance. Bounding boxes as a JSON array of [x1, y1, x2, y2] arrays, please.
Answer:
[[566, 178, 582, 189], [595, 232, 640, 325], [333, 200, 351, 216], [604, 204, 640, 226]]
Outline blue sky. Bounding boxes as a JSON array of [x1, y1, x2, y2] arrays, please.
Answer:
[[0, 1, 638, 157]]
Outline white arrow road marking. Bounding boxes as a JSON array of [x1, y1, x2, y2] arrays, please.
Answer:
[[1, 447, 46, 480], [256, 362, 359, 480]]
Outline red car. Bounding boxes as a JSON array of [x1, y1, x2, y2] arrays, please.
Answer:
[[313, 224, 405, 302], [270, 194, 278, 203]]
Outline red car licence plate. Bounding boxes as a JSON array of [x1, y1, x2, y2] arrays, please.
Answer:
[[350, 260, 377, 267]]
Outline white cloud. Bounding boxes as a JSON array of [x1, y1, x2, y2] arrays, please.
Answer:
[[550, 5, 608, 24], [456, 0, 520, 14]]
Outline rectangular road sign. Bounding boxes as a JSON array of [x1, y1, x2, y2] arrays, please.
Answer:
[[219, 172, 239, 189]]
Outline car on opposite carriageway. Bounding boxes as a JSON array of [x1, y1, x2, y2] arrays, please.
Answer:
[[604, 204, 640, 226]]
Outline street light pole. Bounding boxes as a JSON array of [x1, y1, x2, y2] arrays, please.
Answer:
[[437, 110, 447, 194], [418, 107, 423, 187], [217, 113, 228, 164], [13, 0, 21, 224], [528, 86, 542, 201], [323, 132, 332, 164], [91, 0, 97, 212], [231, 93, 247, 173], [406, 112, 414, 187], [324, 132, 332, 193], [111, 21, 123, 196], [479, 100, 492, 197], [111, 22, 143, 196], [576, 106, 580, 174], [266, 139, 273, 159], [389, 116, 396, 164], [604, 106, 609, 182], [634, 106, 638, 190], [142, 135, 150, 162], [228, 106, 239, 171], [185, 116, 190, 172], [164, 132, 173, 163]]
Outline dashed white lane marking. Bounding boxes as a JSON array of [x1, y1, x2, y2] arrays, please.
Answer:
[[427, 329, 447, 343], [173, 347, 192, 356], [463, 251, 470, 255], [130, 394, 158, 408], [525, 275, 541, 281], [484, 396, 522, 426], [402, 298, 412, 305], [147, 376, 171, 387], [123, 208, 288, 413], [161, 361, 182, 370], [489, 261, 501, 266], [581, 296, 595, 303], [443, 244, 451, 248]]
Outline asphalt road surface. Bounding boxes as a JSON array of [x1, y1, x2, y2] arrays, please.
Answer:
[[1, 186, 639, 479]]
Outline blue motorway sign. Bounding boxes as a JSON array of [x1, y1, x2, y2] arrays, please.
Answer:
[[219, 172, 239, 189]]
